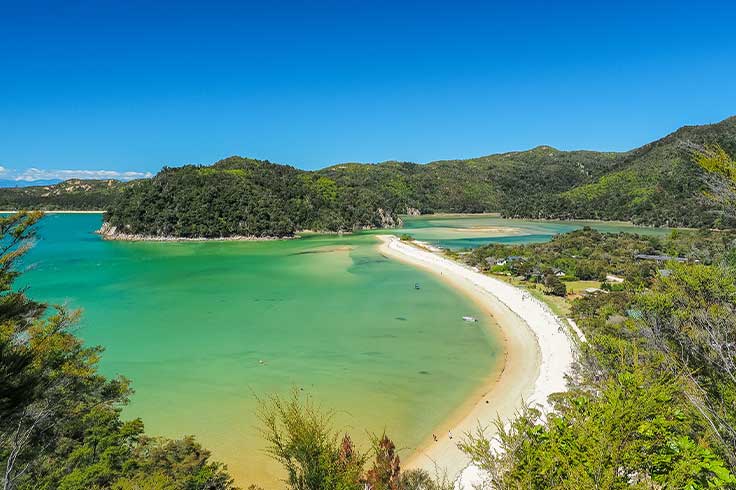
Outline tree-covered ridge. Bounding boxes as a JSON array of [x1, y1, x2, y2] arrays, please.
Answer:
[[102, 115, 736, 237], [103, 157, 402, 238], [549, 116, 736, 227], [0, 179, 125, 211], [3, 116, 735, 235], [454, 150, 736, 488]]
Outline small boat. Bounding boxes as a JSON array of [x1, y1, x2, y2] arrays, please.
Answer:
[[414, 283, 421, 290], [462, 316, 478, 322]]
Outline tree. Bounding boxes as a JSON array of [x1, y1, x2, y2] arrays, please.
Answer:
[[0, 212, 235, 490], [639, 263, 736, 466], [543, 274, 567, 297], [258, 390, 365, 490], [459, 368, 736, 489], [257, 391, 451, 490], [694, 143, 736, 221], [364, 435, 401, 490]]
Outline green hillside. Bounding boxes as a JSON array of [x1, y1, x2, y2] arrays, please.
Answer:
[[551, 116, 736, 227], [0, 179, 125, 211], [2, 116, 735, 237]]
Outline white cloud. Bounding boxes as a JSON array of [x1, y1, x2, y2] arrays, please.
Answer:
[[0, 167, 153, 182]]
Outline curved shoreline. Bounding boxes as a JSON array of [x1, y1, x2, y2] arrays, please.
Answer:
[[376, 235, 575, 486]]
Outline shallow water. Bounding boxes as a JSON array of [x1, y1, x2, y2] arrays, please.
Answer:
[[19, 213, 677, 485], [394, 214, 675, 249], [20, 214, 499, 486]]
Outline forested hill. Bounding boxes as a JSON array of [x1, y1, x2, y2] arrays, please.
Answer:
[[3, 116, 735, 237], [317, 115, 736, 228], [102, 157, 403, 238], [0, 179, 124, 210]]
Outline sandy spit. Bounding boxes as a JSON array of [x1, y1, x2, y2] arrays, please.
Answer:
[[376, 235, 575, 488]]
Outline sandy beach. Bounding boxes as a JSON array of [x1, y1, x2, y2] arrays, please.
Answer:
[[376, 235, 575, 487]]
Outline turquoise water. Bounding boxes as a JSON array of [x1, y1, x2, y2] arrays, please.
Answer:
[[18, 213, 676, 485], [20, 214, 499, 486], [394, 214, 675, 249]]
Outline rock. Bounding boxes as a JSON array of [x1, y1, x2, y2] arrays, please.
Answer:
[[376, 208, 402, 228]]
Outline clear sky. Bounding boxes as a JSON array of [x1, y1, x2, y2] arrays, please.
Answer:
[[1, 0, 735, 179]]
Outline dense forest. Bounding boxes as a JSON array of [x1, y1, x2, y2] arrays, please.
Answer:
[[0, 116, 734, 237], [101, 157, 401, 238]]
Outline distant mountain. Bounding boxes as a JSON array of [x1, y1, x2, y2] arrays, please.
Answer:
[[0, 179, 62, 188], [0, 179, 124, 210], [1, 116, 735, 233]]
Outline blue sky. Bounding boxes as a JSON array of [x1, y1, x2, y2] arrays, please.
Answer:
[[1, 0, 735, 179]]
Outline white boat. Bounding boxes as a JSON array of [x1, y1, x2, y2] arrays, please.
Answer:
[[462, 316, 478, 322]]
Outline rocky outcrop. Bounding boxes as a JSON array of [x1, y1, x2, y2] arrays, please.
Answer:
[[406, 207, 421, 216], [376, 208, 402, 228]]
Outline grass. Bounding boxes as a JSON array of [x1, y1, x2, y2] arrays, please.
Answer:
[[563, 280, 602, 294]]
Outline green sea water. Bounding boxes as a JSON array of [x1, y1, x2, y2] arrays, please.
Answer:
[[19, 214, 499, 486], [19, 213, 676, 486], [394, 214, 675, 249]]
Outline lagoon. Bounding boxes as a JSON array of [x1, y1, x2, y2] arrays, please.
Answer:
[[19, 213, 674, 486], [21, 214, 499, 486]]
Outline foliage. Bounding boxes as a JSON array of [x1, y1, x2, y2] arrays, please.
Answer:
[[694, 143, 736, 221], [543, 274, 567, 296], [4, 117, 736, 234], [0, 212, 236, 490], [258, 390, 365, 490], [460, 224, 736, 488], [0, 180, 124, 211], [102, 159, 402, 238], [639, 263, 736, 466], [460, 369, 736, 489], [464, 227, 736, 296], [257, 391, 450, 490]]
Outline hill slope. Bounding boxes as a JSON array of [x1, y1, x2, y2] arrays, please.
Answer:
[[2, 116, 734, 236], [0, 179, 124, 210]]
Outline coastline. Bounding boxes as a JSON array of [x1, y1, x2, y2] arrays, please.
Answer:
[[376, 235, 575, 487], [97, 232, 293, 242], [399, 212, 684, 230], [95, 222, 296, 242]]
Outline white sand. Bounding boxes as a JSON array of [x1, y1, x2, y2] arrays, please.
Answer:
[[376, 235, 575, 488]]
